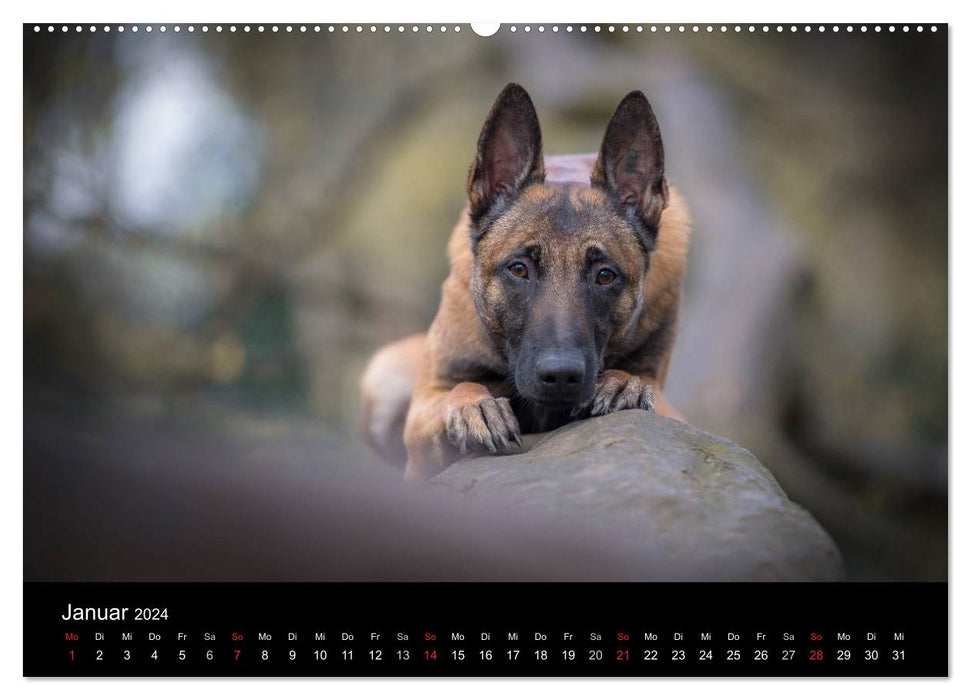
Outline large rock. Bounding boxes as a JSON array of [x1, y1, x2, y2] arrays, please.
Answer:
[[431, 411, 844, 582]]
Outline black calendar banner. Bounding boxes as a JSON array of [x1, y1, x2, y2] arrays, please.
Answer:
[[24, 582, 947, 677]]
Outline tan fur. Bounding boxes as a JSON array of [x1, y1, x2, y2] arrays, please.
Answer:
[[360, 333, 426, 465], [361, 153, 691, 480]]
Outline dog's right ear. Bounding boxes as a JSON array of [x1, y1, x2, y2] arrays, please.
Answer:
[[467, 83, 545, 225]]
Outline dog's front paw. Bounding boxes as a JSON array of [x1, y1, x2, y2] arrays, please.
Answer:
[[445, 394, 522, 455], [588, 370, 655, 416]]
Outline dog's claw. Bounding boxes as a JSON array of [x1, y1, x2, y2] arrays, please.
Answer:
[[445, 395, 522, 458], [590, 372, 654, 416]]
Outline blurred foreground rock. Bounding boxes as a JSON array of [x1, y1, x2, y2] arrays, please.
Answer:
[[432, 412, 844, 582], [27, 392, 840, 583]]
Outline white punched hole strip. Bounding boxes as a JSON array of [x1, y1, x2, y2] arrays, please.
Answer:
[[32, 24, 942, 34]]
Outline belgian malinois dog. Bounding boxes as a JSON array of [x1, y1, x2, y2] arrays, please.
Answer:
[[362, 83, 691, 480]]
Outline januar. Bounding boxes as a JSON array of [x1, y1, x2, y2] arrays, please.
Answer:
[[61, 604, 129, 621]]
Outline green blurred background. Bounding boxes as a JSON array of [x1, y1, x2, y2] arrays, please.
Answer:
[[23, 25, 947, 580]]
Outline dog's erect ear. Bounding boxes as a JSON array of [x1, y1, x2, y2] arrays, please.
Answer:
[[591, 91, 668, 231], [467, 83, 545, 223]]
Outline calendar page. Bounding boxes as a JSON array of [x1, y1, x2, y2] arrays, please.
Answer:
[[22, 19, 948, 677]]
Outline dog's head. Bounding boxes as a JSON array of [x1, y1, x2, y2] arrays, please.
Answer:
[[466, 83, 668, 409]]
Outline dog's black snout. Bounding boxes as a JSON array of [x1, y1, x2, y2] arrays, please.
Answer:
[[535, 349, 586, 388]]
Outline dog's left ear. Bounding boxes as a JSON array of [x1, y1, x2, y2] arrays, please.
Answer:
[[592, 91, 668, 232], [467, 83, 545, 224]]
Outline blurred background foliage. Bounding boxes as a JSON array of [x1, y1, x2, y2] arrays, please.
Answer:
[[24, 26, 946, 580]]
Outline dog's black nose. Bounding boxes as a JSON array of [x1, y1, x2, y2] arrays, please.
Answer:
[[535, 349, 586, 388]]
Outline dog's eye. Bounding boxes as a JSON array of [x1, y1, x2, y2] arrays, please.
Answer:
[[508, 262, 529, 279], [596, 268, 617, 285]]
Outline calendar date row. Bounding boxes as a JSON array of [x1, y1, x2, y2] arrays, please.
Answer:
[[63, 645, 909, 665]]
